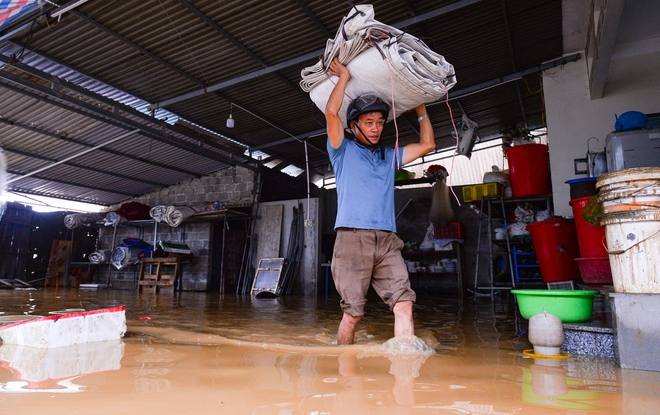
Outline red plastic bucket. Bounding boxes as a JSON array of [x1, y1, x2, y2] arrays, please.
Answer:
[[575, 257, 613, 284], [569, 196, 608, 258], [526, 218, 581, 282], [505, 144, 550, 197]]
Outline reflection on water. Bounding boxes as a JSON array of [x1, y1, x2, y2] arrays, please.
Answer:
[[0, 340, 123, 393], [0, 289, 658, 414]]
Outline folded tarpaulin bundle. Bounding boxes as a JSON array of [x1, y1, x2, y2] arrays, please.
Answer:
[[150, 205, 199, 227], [104, 211, 128, 227], [88, 250, 112, 264], [149, 205, 168, 222], [112, 201, 152, 221], [63, 212, 105, 229], [300, 4, 456, 128], [110, 246, 142, 270]]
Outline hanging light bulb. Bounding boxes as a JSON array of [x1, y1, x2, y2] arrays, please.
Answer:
[[226, 103, 235, 128]]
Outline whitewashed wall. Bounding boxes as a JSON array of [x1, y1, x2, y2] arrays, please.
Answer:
[[543, 51, 660, 217]]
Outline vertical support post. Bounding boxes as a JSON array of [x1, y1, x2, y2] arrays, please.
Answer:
[[64, 227, 74, 290]]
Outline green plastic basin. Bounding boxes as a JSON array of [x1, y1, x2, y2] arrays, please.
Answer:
[[511, 289, 598, 323]]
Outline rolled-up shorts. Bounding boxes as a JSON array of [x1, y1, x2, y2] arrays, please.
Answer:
[[331, 228, 416, 316]]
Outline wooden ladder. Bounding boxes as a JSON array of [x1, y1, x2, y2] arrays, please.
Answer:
[[138, 257, 180, 295]]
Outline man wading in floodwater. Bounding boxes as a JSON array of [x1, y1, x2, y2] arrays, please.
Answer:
[[325, 57, 436, 345]]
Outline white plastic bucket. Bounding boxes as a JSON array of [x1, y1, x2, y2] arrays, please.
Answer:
[[600, 211, 660, 292], [597, 167, 660, 293], [598, 167, 660, 212]]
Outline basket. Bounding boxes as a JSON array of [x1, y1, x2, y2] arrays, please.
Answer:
[[433, 222, 465, 239], [462, 183, 503, 203]]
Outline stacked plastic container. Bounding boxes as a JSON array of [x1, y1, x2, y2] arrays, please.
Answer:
[[566, 178, 613, 285]]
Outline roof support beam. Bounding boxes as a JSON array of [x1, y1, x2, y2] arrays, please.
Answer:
[[0, 79, 222, 177], [499, 0, 528, 128], [0, 55, 257, 171], [2, 144, 169, 187], [586, 0, 625, 99], [68, 8, 304, 139], [6, 40, 247, 155], [176, 0, 308, 101], [65, 10, 302, 154], [0, 116, 202, 177], [401, 0, 428, 38], [295, 0, 333, 38], [6, 169, 139, 197], [69, 9, 203, 87], [148, 0, 484, 110], [7, 129, 142, 185]]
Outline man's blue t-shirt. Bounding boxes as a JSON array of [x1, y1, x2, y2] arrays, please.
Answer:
[[328, 138, 404, 232]]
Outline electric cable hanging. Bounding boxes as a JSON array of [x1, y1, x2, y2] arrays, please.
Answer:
[[445, 91, 462, 207]]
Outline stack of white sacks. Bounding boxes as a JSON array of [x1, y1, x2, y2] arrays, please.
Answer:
[[300, 4, 456, 127]]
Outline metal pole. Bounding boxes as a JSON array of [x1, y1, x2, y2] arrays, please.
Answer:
[[7, 129, 141, 184]]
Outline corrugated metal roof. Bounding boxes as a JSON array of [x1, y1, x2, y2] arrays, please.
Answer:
[[0, 0, 565, 206]]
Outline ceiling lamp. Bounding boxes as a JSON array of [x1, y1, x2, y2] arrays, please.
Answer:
[[226, 103, 234, 128]]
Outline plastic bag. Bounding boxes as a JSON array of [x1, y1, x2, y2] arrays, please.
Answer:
[[514, 204, 535, 224], [535, 209, 552, 222], [453, 114, 479, 158], [582, 194, 604, 226], [419, 223, 435, 251], [507, 222, 529, 237], [483, 166, 509, 186]]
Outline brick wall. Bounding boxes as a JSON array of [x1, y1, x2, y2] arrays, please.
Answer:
[[96, 166, 255, 290]]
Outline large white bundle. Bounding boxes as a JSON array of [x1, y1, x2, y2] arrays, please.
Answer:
[[110, 246, 141, 270], [300, 4, 456, 128], [104, 212, 128, 227], [149, 205, 168, 222], [88, 250, 112, 264], [162, 205, 198, 228], [63, 212, 104, 229], [150, 205, 198, 227]]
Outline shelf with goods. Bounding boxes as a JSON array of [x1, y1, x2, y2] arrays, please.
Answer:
[[402, 237, 463, 294], [65, 209, 250, 289], [470, 188, 552, 293]]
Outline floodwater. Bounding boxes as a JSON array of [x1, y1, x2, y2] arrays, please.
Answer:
[[0, 289, 659, 414]]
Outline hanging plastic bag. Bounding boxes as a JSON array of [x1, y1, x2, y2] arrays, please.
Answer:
[[426, 165, 454, 228], [453, 114, 479, 158]]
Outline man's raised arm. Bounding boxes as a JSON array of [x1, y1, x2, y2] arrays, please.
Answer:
[[326, 58, 351, 150]]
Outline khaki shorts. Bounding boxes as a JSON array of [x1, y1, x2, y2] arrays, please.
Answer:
[[331, 228, 416, 316]]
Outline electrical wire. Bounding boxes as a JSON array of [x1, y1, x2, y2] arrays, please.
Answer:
[[444, 92, 462, 207]]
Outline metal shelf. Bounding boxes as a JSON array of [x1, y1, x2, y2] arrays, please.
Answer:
[[472, 195, 552, 295]]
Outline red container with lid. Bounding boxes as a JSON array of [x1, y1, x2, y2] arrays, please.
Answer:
[[526, 218, 582, 282]]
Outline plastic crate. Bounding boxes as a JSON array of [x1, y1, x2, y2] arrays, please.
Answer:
[[461, 183, 504, 202], [433, 222, 465, 239]]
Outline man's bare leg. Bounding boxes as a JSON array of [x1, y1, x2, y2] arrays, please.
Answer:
[[337, 312, 361, 345], [393, 301, 414, 337]]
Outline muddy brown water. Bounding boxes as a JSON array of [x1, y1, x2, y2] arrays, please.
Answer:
[[0, 289, 658, 414]]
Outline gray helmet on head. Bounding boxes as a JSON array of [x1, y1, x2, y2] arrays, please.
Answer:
[[346, 94, 391, 125]]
